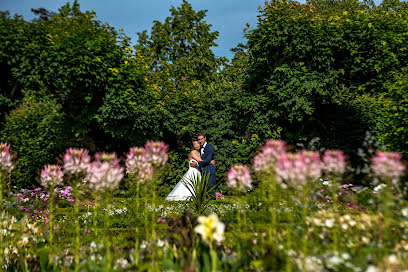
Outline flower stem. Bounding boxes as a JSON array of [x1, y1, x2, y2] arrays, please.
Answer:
[[105, 190, 112, 271], [74, 186, 80, 272], [210, 246, 217, 272], [93, 192, 98, 238], [48, 185, 55, 266], [0, 172, 3, 268], [331, 180, 339, 252], [134, 180, 140, 266]]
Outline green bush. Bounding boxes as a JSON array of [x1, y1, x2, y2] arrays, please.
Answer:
[[244, 0, 408, 158], [0, 95, 66, 188]]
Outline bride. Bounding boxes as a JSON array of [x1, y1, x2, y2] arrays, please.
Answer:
[[166, 139, 213, 201]]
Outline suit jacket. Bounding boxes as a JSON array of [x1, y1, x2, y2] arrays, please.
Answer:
[[198, 143, 216, 174]]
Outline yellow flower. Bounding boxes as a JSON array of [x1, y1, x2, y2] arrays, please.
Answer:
[[194, 214, 225, 246]]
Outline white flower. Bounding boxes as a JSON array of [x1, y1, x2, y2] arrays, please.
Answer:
[[116, 258, 129, 269], [325, 218, 335, 228], [304, 256, 324, 271], [387, 254, 398, 264], [366, 265, 379, 272], [157, 239, 165, 247], [326, 255, 342, 268], [373, 183, 387, 193], [402, 207, 408, 218], [22, 236, 29, 245], [323, 180, 332, 187], [194, 214, 225, 246]]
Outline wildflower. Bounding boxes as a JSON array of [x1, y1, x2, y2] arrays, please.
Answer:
[[402, 207, 408, 218], [194, 214, 225, 246], [372, 151, 405, 185], [40, 165, 64, 188], [0, 142, 14, 172], [227, 165, 253, 191], [324, 218, 335, 228], [125, 147, 154, 182], [373, 183, 387, 193], [63, 148, 91, 176], [215, 192, 224, 200], [276, 150, 322, 190], [87, 152, 124, 190], [322, 150, 346, 176], [253, 139, 286, 172], [300, 150, 323, 181], [144, 140, 169, 167]]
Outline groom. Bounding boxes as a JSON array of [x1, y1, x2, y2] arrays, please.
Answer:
[[191, 132, 216, 200]]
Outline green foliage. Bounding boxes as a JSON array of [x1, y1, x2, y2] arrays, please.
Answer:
[[0, 11, 33, 126], [0, 95, 66, 188], [182, 172, 214, 215], [0, 1, 152, 152], [375, 68, 408, 157], [135, 0, 227, 143], [244, 0, 408, 158]]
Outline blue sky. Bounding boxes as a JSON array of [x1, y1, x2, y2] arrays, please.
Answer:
[[0, 0, 270, 60]]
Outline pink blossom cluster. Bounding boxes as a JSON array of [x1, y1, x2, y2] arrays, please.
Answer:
[[372, 151, 406, 185], [322, 150, 346, 176], [0, 142, 14, 172], [126, 147, 154, 182], [318, 184, 367, 211], [144, 140, 169, 167], [253, 140, 286, 172], [215, 192, 224, 200], [126, 141, 169, 183], [275, 151, 322, 190], [40, 165, 64, 188], [227, 164, 253, 192], [63, 148, 91, 176], [87, 152, 124, 190], [13, 186, 75, 224]]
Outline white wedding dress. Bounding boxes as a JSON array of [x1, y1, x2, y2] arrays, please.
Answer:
[[166, 159, 201, 201]]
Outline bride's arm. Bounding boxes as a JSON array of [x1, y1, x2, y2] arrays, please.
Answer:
[[190, 151, 215, 165], [190, 151, 202, 161]]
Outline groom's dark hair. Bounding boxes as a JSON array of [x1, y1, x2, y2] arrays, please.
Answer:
[[197, 132, 206, 138]]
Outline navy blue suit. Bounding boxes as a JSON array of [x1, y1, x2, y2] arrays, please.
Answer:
[[198, 143, 216, 199]]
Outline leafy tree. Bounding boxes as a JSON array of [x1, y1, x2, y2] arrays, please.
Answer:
[[244, 0, 408, 160], [135, 0, 227, 145], [0, 11, 39, 127], [0, 95, 66, 188], [1, 1, 156, 152]]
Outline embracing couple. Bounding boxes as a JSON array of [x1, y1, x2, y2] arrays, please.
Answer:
[[166, 132, 216, 201]]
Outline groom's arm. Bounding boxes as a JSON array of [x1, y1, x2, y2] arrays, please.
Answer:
[[198, 146, 215, 167]]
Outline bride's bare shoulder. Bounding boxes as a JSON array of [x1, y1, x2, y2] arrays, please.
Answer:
[[189, 150, 200, 159]]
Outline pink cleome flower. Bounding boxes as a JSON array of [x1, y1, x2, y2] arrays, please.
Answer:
[[0, 142, 14, 172], [63, 148, 91, 176], [253, 140, 286, 173], [276, 150, 322, 190], [144, 140, 169, 168], [40, 165, 64, 188], [87, 152, 124, 190], [372, 151, 406, 185], [322, 150, 346, 176], [126, 147, 154, 183], [227, 164, 253, 192]]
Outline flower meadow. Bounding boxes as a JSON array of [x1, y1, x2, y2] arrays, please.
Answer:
[[1, 140, 408, 271]]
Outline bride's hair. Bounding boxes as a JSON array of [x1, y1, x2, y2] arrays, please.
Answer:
[[192, 138, 198, 143]]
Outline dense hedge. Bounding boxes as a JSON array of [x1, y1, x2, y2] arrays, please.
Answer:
[[0, 96, 66, 188]]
